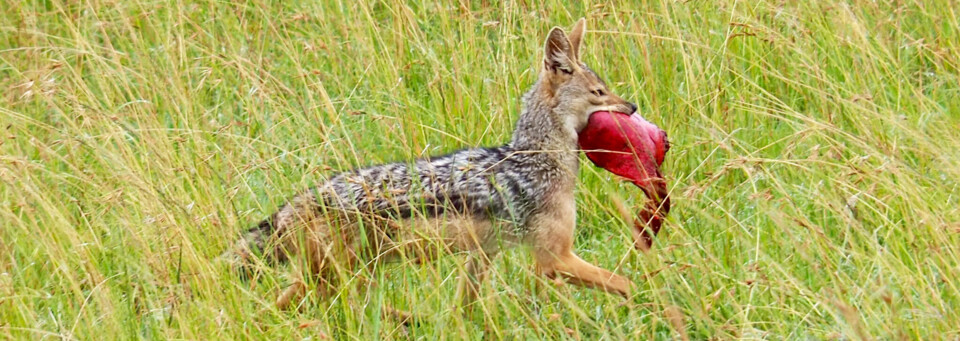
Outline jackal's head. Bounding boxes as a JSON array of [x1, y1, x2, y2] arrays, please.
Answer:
[[538, 18, 637, 134]]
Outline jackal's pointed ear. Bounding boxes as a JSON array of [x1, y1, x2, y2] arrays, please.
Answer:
[[568, 18, 586, 61], [543, 27, 575, 74]]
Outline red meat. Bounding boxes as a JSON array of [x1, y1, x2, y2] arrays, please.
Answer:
[[579, 111, 671, 251]]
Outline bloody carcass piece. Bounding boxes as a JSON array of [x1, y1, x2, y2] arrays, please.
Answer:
[[579, 111, 670, 251]]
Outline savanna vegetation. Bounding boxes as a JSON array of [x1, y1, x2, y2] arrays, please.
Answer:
[[2, 0, 959, 339]]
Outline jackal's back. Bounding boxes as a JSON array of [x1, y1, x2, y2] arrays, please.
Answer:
[[315, 145, 541, 233]]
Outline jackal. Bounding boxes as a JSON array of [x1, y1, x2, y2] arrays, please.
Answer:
[[229, 18, 640, 310]]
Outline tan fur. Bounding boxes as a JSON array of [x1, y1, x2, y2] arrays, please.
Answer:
[[529, 188, 631, 296]]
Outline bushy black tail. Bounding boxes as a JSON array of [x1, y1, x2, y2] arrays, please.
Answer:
[[243, 215, 275, 257], [219, 213, 289, 277]]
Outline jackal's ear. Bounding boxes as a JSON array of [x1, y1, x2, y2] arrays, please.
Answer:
[[568, 18, 586, 61], [543, 27, 575, 74]]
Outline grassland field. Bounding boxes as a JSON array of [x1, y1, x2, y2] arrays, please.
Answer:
[[2, 0, 960, 339]]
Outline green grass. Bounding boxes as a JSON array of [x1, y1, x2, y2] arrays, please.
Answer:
[[2, 0, 959, 339]]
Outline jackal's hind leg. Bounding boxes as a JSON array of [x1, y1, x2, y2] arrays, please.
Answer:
[[275, 217, 360, 310], [455, 250, 498, 311]]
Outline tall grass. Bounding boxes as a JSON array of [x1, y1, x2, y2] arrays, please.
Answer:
[[2, 0, 959, 339]]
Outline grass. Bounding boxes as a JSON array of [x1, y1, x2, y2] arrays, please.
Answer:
[[2, 0, 959, 339]]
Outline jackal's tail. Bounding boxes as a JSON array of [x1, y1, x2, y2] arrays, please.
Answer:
[[242, 216, 276, 257], [219, 213, 291, 276]]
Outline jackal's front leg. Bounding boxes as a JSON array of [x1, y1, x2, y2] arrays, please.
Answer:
[[535, 252, 631, 297], [529, 209, 633, 298]]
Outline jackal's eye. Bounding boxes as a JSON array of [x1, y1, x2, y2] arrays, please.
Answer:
[[591, 89, 605, 96]]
